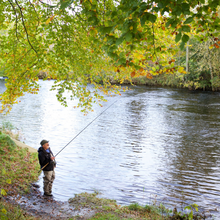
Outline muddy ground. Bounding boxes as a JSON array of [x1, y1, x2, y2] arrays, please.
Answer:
[[3, 184, 96, 220]]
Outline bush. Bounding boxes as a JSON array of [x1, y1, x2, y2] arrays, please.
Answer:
[[1, 121, 14, 132]]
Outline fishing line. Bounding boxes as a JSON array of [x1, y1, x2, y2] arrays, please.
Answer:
[[54, 98, 118, 157], [39, 98, 119, 172]]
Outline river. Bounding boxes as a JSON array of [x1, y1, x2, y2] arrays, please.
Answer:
[[1, 80, 220, 217]]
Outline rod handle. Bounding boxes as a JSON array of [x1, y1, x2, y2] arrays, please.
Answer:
[[38, 162, 49, 173]]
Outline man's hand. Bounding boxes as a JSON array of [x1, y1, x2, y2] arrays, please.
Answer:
[[51, 156, 55, 160]]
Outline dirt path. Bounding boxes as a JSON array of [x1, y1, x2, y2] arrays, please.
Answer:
[[11, 138, 37, 153]]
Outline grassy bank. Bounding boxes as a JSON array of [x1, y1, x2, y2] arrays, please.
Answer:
[[68, 192, 204, 220], [0, 201, 38, 220], [0, 131, 39, 219], [69, 192, 165, 219]]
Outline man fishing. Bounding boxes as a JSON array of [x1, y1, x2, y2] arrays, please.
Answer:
[[38, 140, 56, 196], [36, 101, 117, 197]]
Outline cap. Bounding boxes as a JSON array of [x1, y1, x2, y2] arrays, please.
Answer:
[[40, 140, 49, 146]]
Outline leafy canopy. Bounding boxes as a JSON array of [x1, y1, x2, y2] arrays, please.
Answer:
[[0, 0, 219, 113]]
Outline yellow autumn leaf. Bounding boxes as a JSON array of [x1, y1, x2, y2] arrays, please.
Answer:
[[133, 53, 144, 59], [120, 66, 126, 71], [1, 208, 7, 214], [178, 66, 184, 72], [45, 15, 55, 25], [1, 189, 7, 196], [6, 179, 11, 184]]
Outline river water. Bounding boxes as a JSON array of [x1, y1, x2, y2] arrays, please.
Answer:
[[1, 80, 220, 217]]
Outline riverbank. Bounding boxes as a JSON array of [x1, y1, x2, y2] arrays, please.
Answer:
[[1, 70, 219, 91], [0, 132, 83, 219], [112, 74, 219, 91], [0, 133, 210, 219], [0, 131, 39, 219], [3, 186, 209, 220]]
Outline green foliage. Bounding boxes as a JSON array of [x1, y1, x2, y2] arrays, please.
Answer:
[[178, 36, 220, 90], [0, 69, 4, 77], [1, 121, 14, 132], [184, 203, 199, 220], [86, 197, 202, 220], [144, 204, 160, 214], [0, 0, 219, 113]]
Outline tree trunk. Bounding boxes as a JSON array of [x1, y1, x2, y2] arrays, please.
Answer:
[[210, 62, 214, 91], [207, 42, 214, 91], [186, 41, 189, 73]]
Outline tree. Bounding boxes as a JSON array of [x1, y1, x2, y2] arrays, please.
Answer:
[[0, 0, 219, 113], [180, 36, 220, 91]]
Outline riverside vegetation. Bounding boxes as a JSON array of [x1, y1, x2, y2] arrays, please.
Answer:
[[1, 32, 219, 92], [0, 124, 39, 219], [0, 122, 208, 220]]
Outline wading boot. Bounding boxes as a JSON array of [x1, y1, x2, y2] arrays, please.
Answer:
[[44, 192, 53, 196]]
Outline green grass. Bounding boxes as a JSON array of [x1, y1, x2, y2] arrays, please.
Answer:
[[0, 133, 39, 195], [0, 132, 40, 220], [68, 193, 171, 220], [90, 212, 130, 220], [68, 192, 204, 220], [0, 201, 39, 220]]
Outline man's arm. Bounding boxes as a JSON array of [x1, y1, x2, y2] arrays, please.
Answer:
[[38, 152, 49, 167]]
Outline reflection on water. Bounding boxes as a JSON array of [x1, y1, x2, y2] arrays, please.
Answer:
[[1, 80, 220, 217]]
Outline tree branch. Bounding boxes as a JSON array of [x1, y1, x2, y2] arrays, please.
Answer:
[[7, 0, 25, 46], [14, 0, 38, 59], [38, 0, 57, 8], [29, 0, 40, 33], [152, 23, 159, 63]]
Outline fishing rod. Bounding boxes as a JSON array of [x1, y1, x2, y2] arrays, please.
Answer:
[[39, 99, 118, 172]]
